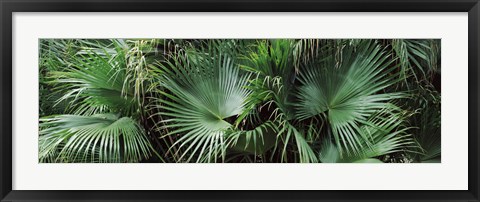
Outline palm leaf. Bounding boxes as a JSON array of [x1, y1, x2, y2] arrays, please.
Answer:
[[49, 47, 138, 116], [39, 113, 155, 163], [228, 121, 277, 155], [319, 109, 414, 163], [409, 85, 441, 162], [391, 39, 440, 84], [242, 39, 318, 162], [295, 40, 405, 156], [154, 41, 251, 162]]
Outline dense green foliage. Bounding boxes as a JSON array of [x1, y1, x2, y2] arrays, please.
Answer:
[[39, 39, 441, 163]]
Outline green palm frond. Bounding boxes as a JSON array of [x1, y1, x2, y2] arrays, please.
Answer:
[[39, 113, 155, 163], [295, 40, 405, 156], [391, 39, 440, 83], [242, 39, 319, 163], [293, 39, 322, 70], [318, 136, 340, 163], [228, 121, 277, 155], [239, 39, 296, 119], [154, 43, 251, 162], [409, 85, 441, 162], [39, 39, 84, 116], [50, 46, 138, 116], [319, 109, 414, 163], [243, 39, 296, 78], [276, 120, 319, 163], [122, 39, 163, 105]]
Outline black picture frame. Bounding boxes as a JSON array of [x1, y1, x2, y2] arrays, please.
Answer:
[[1, 0, 479, 201]]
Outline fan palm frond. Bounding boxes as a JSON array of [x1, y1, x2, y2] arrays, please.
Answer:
[[49, 46, 138, 116], [154, 42, 251, 162], [39, 113, 155, 163], [319, 109, 414, 163], [295, 40, 405, 156], [228, 121, 277, 155]]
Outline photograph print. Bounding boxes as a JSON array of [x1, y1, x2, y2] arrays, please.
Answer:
[[38, 39, 441, 163]]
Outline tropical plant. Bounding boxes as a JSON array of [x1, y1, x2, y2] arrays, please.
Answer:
[[39, 39, 162, 163], [295, 41, 405, 156], [38, 38, 441, 163], [39, 113, 155, 163], [318, 109, 415, 163], [153, 41, 251, 162]]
